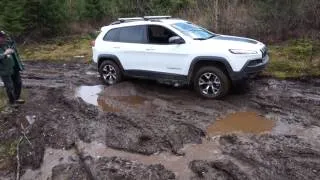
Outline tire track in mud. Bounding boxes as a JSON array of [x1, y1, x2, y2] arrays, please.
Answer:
[[1, 61, 319, 180]]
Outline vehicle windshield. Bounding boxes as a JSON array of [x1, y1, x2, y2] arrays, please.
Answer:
[[171, 22, 217, 40]]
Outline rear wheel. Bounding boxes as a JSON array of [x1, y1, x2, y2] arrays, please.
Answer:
[[193, 66, 230, 99], [99, 60, 122, 85]]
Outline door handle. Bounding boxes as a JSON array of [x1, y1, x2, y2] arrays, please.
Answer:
[[146, 48, 155, 51], [113, 47, 120, 49]]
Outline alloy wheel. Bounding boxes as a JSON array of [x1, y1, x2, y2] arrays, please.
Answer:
[[102, 64, 117, 84], [198, 72, 221, 96]]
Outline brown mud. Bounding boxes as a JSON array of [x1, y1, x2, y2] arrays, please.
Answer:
[[0, 60, 319, 180]]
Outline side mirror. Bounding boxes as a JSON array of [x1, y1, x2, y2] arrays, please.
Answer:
[[169, 36, 185, 44]]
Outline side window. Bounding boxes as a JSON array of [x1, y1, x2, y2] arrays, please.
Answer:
[[147, 25, 179, 44], [103, 29, 120, 42], [118, 25, 147, 43]]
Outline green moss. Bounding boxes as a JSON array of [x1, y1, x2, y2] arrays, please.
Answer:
[[0, 140, 18, 171], [0, 89, 28, 111], [0, 89, 6, 110], [267, 39, 320, 78], [0, 141, 17, 158], [19, 35, 92, 62]]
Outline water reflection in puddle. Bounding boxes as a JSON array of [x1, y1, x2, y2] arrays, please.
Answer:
[[75, 85, 103, 106], [97, 98, 121, 112], [207, 111, 275, 136], [97, 95, 148, 112], [75, 85, 148, 112], [117, 95, 147, 105]]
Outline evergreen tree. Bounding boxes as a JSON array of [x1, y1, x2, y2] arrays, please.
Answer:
[[84, 0, 105, 20], [23, 0, 41, 32], [0, 0, 26, 37], [38, 0, 69, 36]]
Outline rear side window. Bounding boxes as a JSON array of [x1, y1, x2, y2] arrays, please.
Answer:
[[103, 25, 146, 43], [103, 29, 120, 41], [119, 25, 146, 43]]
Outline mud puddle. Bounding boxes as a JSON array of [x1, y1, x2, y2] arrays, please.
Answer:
[[75, 85, 103, 106], [21, 148, 76, 180], [97, 95, 149, 112], [97, 97, 121, 112], [79, 140, 221, 179], [76, 84, 150, 112], [207, 112, 275, 136]]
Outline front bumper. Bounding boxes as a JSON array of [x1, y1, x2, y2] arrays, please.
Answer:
[[230, 55, 269, 81]]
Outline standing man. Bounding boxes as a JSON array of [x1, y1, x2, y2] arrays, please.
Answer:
[[0, 31, 24, 107]]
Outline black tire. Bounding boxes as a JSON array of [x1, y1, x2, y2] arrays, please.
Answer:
[[99, 60, 122, 85], [193, 66, 230, 99]]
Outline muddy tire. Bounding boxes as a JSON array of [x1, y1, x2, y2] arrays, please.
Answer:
[[193, 66, 230, 99], [99, 60, 122, 85]]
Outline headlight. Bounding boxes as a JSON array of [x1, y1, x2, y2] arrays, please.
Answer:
[[229, 49, 258, 54]]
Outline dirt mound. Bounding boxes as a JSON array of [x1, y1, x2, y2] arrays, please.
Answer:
[[52, 163, 89, 180], [86, 157, 175, 180], [50, 157, 176, 180]]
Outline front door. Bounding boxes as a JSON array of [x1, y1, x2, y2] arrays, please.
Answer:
[[144, 25, 190, 75]]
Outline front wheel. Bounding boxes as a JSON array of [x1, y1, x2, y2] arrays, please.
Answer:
[[99, 60, 122, 85], [193, 66, 230, 99]]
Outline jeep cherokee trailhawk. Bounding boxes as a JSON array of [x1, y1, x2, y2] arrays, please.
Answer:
[[92, 16, 269, 99]]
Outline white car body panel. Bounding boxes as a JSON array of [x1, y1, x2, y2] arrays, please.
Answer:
[[92, 18, 268, 79]]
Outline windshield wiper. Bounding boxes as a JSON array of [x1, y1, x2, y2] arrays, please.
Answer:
[[194, 35, 216, 40], [193, 38, 206, 40], [205, 35, 216, 39]]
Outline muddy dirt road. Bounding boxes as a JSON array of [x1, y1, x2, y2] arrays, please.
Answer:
[[0, 61, 319, 180]]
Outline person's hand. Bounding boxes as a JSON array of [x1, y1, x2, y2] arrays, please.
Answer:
[[4, 48, 14, 55]]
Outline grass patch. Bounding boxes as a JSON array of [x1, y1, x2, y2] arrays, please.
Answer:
[[0, 141, 17, 158], [0, 88, 28, 111], [267, 39, 320, 78], [0, 89, 7, 111], [19, 35, 93, 62], [0, 140, 18, 171]]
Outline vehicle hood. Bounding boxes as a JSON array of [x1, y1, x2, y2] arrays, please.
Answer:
[[213, 35, 258, 44], [198, 35, 265, 51]]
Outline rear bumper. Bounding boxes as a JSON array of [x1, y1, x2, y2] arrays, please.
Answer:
[[230, 55, 269, 81]]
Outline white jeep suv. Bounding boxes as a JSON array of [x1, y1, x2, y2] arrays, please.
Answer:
[[92, 16, 269, 99]]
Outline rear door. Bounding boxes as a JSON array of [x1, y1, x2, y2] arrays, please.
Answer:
[[100, 25, 149, 71], [116, 25, 150, 70]]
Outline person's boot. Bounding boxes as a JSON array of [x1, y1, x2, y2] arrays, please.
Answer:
[[1, 105, 14, 114], [15, 99, 25, 104], [9, 103, 19, 109]]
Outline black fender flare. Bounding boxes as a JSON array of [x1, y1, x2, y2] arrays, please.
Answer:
[[187, 56, 234, 83], [98, 54, 124, 72]]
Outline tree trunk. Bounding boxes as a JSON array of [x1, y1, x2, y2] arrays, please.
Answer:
[[215, 0, 219, 32]]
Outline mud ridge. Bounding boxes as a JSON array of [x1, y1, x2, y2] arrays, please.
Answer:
[[0, 61, 319, 180]]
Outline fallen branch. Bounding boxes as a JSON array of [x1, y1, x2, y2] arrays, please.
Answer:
[[20, 124, 33, 148], [16, 137, 23, 180]]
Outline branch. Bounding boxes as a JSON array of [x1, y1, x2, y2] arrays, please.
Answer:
[[20, 124, 33, 148], [16, 137, 23, 180]]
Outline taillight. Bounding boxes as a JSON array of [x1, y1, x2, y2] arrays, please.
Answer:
[[91, 40, 95, 47]]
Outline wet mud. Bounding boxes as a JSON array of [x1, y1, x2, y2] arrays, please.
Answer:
[[206, 112, 275, 136], [0, 60, 319, 180]]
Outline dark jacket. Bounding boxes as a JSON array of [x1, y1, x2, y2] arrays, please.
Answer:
[[0, 45, 15, 76], [0, 43, 23, 76]]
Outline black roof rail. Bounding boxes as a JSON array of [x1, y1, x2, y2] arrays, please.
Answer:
[[109, 16, 172, 25], [118, 17, 144, 22], [143, 16, 172, 20]]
